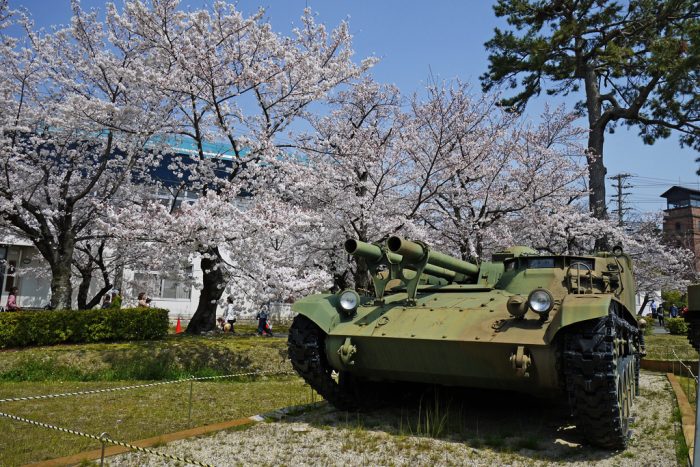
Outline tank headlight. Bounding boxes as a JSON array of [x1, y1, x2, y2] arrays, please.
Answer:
[[339, 290, 360, 314], [507, 295, 528, 318], [528, 288, 553, 314]]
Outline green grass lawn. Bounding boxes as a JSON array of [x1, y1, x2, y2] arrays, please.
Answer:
[[644, 334, 698, 361], [678, 375, 697, 410], [0, 328, 292, 381], [0, 376, 312, 466], [0, 329, 315, 466]]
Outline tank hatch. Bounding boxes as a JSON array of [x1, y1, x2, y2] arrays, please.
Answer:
[[492, 246, 538, 262]]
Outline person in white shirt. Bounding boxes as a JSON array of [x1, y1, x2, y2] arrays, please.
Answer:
[[223, 296, 237, 333]]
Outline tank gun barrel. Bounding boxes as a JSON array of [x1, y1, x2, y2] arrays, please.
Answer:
[[344, 239, 465, 282], [386, 236, 479, 277], [344, 239, 394, 263]]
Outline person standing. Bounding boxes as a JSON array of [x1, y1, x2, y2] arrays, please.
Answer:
[[111, 290, 122, 308], [223, 296, 237, 333], [101, 294, 112, 309], [6, 287, 19, 311], [670, 303, 679, 318], [256, 305, 272, 336], [657, 303, 665, 327], [650, 300, 657, 319]]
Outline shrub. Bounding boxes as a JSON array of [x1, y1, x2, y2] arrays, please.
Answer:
[[666, 317, 689, 336], [0, 307, 169, 348]]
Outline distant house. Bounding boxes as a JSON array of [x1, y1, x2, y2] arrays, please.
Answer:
[[661, 185, 700, 271]]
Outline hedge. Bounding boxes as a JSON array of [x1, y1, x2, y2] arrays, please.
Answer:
[[666, 317, 689, 336], [0, 307, 170, 348]]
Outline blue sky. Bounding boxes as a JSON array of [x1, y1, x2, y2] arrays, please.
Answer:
[[15, 0, 699, 213]]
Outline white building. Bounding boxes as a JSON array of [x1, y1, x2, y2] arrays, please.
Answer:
[[0, 140, 299, 322]]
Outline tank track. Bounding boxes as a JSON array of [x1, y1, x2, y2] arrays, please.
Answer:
[[563, 305, 639, 449], [288, 314, 374, 411]]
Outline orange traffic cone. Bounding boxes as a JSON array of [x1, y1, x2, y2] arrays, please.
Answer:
[[175, 317, 182, 334]]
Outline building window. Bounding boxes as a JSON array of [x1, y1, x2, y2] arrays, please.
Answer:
[[676, 222, 682, 231], [161, 276, 192, 299], [133, 267, 192, 300]]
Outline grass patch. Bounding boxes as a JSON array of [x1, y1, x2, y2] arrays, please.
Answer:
[[672, 405, 690, 465], [513, 435, 541, 451], [678, 375, 697, 410], [0, 332, 291, 382], [0, 328, 303, 465], [0, 376, 312, 466], [644, 334, 698, 361]]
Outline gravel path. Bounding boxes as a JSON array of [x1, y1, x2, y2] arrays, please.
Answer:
[[110, 371, 678, 466]]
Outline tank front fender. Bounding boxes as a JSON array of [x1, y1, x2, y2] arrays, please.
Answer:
[[544, 295, 612, 343], [291, 294, 341, 333]]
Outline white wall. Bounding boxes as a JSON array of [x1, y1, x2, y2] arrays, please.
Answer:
[[1, 242, 295, 323], [0, 245, 51, 309]]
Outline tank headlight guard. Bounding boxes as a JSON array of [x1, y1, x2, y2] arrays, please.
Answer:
[[528, 288, 553, 315], [338, 290, 360, 314]]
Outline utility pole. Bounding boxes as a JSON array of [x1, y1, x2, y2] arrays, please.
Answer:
[[609, 173, 633, 227]]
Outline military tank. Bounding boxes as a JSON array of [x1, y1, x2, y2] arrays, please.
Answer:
[[288, 236, 644, 449]]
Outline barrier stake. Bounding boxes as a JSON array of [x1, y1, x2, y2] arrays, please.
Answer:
[[99, 432, 109, 467], [694, 360, 700, 466], [188, 377, 195, 427]]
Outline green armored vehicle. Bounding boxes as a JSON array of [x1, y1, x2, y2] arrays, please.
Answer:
[[288, 237, 644, 449]]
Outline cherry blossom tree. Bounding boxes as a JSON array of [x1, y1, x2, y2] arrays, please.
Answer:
[[110, 0, 374, 332], [0, 2, 167, 309], [401, 83, 588, 261], [291, 80, 590, 290], [289, 78, 411, 290]]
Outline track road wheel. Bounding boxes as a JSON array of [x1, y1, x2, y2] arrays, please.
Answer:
[[288, 314, 378, 411], [564, 305, 638, 449]]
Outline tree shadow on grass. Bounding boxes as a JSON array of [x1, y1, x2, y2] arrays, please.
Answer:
[[0, 333, 291, 382], [98, 342, 254, 380]]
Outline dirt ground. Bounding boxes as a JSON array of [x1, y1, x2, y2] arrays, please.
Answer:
[[111, 371, 678, 466]]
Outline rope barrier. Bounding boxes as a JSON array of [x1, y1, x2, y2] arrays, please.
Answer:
[[671, 347, 698, 381], [0, 369, 296, 404], [0, 410, 214, 467]]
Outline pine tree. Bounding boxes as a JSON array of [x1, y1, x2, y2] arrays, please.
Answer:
[[481, 0, 700, 222]]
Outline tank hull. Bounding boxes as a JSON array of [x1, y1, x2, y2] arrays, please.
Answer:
[[326, 334, 559, 395]]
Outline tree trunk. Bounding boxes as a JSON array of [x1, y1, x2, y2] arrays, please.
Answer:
[[589, 125, 609, 251], [50, 260, 73, 309], [637, 292, 650, 317], [585, 129, 607, 221], [587, 126, 607, 222], [353, 258, 371, 295], [186, 247, 226, 334], [583, 68, 607, 222], [76, 272, 111, 310], [583, 68, 610, 251], [76, 269, 91, 310]]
